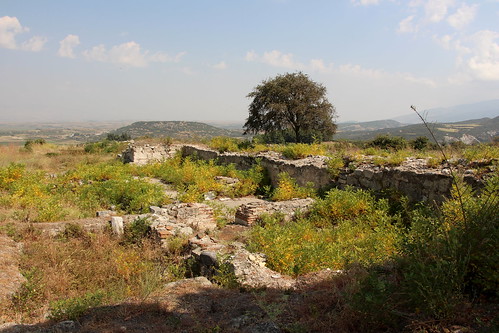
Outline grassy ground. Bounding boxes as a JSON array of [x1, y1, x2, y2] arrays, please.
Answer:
[[0, 138, 497, 332]]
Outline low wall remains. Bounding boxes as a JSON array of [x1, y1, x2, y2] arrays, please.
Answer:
[[123, 143, 485, 203], [181, 145, 485, 203]]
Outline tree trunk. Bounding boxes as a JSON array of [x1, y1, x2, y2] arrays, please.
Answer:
[[294, 125, 301, 143]]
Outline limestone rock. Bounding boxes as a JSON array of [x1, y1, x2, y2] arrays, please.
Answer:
[[110, 216, 124, 235]]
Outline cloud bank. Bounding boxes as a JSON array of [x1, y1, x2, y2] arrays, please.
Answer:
[[0, 16, 46, 51]]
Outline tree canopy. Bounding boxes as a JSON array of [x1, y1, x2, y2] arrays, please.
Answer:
[[244, 72, 337, 143]]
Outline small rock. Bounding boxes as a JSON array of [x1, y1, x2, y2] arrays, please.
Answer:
[[53, 320, 77, 332], [204, 191, 216, 200], [96, 210, 113, 217], [200, 251, 218, 267]]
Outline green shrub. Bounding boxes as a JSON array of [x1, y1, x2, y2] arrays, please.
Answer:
[[106, 132, 131, 141], [270, 173, 315, 201], [123, 216, 151, 244], [208, 136, 240, 153], [410, 136, 430, 150], [355, 176, 499, 321], [49, 290, 104, 321], [326, 154, 344, 178], [368, 135, 407, 151], [308, 187, 381, 226], [84, 140, 124, 154], [280, 143, 326, 159], [248, 187, 401, 276]]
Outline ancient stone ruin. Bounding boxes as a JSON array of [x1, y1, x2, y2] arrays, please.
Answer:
[[120, 142, 182, 165], [121, 143, 488, 203], [180, 145, 486, 203]]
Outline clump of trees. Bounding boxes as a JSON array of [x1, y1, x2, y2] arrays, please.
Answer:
[[244, 72, 337, 143], [106, 132, 131, 141]]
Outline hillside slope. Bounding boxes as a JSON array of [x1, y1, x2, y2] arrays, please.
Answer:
[[335, 116, 499, 142], [111, 121, 243, 139]]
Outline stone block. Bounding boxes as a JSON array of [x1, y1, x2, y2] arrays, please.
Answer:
[[110, 216, 124, 236]]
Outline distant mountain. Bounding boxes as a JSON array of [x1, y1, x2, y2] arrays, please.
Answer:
[[393, 100, 499, 124], [337, 119, 405, 132], [335, 116, 499, 143], [110, 121, 243, 139]]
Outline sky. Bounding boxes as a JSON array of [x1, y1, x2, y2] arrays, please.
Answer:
[[1, 0, 499, 123]]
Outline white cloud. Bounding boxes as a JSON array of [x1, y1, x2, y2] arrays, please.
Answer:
[[246, 50, 336, 73], [21, 35, 47, 52], [424, 0, 456, 23], [83, 41, 185, 67], [83, 44, 108, 62], [58, 34, 80, 58], [212, 61, 228, 70], [400, 73, 437, 87], [310, 59, 334, 73], [434, 29, 499, 81], [261, 50, 304, 69], [466, 30, 499, 80], [0, 16, 46, 52], [447, 3, 478, 29], [339, 64, 385, 78], [351, 0, 381, 5], [246, 49, 437, 88], [398, 15, 418, 33], [0, 16, 27, 49], [149, 51, 186, 63], [245, 50, 258, 61]]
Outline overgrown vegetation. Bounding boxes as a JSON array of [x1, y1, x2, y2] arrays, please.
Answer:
[[249, 187, 401, 275], [3, 225, 178, 322], [1, 133, 497, 331]]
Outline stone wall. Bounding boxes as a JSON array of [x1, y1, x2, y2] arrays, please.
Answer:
[[180, 145, 484, 203], [121, 142, 182, 165], [121, 144, 485, 203]]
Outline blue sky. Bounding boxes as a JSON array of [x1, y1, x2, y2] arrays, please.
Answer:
[[1, 0, 498, 123]]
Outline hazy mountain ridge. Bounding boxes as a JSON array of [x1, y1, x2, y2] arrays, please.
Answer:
[[393, 99, 499, 123], [335, 116, 499, 142]]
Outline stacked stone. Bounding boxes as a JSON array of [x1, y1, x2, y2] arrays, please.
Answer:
[[235, 202, 268, 226], [235, 198, 315, 226], [167, 203, 216, 233]]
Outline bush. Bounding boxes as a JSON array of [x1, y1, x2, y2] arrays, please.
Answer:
[[353, 176, 499, 322], [123, 217, 151, 244], [368, 135, 407, 151], [84, 140, 124, 154], [49, 290, 104, 321], [410, 136, 430, 150], [270, 173, 315, 201], [280, 143, 326, 159], [208, 136, 240, 153], [106, 132, 131, 141], [248, 187, 401, 276]]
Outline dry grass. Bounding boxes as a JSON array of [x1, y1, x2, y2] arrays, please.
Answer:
[[0, 144, 114, 173], [1, 226, 172, 323]]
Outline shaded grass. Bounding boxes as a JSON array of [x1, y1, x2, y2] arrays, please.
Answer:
[[2, 225, 182, 323]]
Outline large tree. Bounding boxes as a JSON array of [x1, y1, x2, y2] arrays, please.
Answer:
[[244, 72, 337, 143]]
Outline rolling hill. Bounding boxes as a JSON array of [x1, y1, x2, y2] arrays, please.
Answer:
[[337, 119, 405, 132], [109, 121, 244, 139]]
